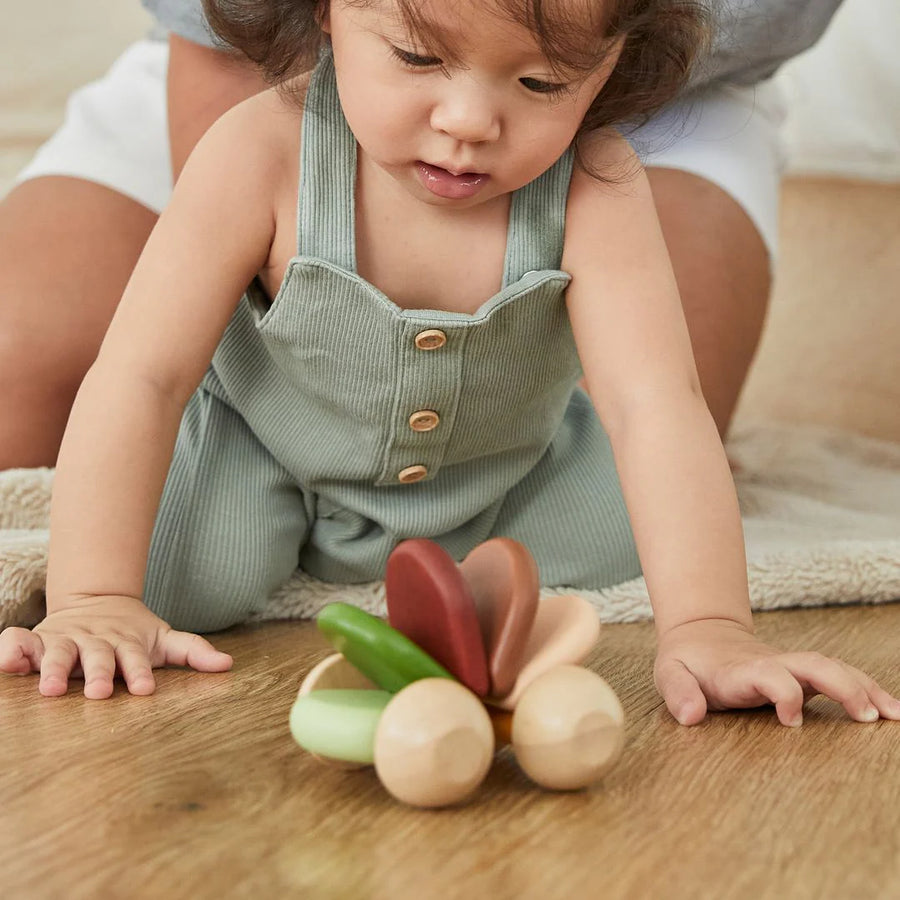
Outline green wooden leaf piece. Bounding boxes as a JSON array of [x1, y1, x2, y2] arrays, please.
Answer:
[[316, 602, 455, 692]]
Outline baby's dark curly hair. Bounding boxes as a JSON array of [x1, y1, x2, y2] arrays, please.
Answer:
[[204, 0, 710, 165]]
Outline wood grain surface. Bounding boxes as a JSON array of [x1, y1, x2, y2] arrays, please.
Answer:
[[2, 603, 898, 899]]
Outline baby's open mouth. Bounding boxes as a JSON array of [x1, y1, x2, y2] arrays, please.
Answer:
[[416, 162, 489, 199]]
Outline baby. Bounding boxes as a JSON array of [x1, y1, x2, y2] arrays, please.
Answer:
[[1, 0, 897, 728]]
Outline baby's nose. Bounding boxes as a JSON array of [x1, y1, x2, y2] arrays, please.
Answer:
[[430, 86, 501, 143]]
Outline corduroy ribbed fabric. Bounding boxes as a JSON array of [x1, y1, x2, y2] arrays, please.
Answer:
[[142, 52, 640, 632]]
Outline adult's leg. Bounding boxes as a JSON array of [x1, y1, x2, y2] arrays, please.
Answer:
[[0, 178, 156, 468], [648, 168, 770, 437], [0, 36, 263, 470], [0, 40, 171, 470], [636, 83, 786, 438]]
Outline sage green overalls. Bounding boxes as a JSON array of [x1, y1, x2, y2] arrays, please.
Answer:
[[143, 52, 640, 632]]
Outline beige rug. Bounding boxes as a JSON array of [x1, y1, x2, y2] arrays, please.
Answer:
[[2, 422, 899, 630]]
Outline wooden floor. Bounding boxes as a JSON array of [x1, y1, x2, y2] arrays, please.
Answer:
[[2, 603, 898, 899]]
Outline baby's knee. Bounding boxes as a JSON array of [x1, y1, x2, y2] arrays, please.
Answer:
[[144, 565, 273, 634], [143, 524, 300, 633], [537, 529, 640, 591]]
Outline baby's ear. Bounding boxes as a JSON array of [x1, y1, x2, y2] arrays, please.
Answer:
[[317, 0, 331, 34]]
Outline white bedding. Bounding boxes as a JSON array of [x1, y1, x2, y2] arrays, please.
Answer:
[[3, 423, 898, 628]]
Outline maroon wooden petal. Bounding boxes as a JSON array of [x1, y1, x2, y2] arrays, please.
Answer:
[[385, 539, 490, 697]]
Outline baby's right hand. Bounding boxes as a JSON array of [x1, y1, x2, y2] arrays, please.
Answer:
[[0, 596, 233, 699]]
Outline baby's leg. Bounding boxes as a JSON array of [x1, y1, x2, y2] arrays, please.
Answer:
[[143, 386, 311, 633], [489, 389, 641, 590]]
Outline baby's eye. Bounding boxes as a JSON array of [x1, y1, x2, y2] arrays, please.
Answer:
[[391, 46, 442, 68], [520, 77, 568, 95]]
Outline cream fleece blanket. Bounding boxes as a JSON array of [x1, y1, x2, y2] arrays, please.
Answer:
[[2, 422, 899, 629]]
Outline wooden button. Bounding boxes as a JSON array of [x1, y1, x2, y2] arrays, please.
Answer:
[[408, 410, 440, 432], [414, 329, 447, 351], [398, 465, 428, 484]]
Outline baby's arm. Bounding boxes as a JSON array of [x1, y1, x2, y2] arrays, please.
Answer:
[[0, 92, 292, 698], [563, 135, 900, 726]]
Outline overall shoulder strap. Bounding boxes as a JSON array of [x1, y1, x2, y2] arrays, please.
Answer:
[[502, 148, 575, 285], [296, 49, 357, 269]]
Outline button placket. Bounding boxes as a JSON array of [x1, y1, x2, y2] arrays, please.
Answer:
[[376, 321, 465, 486], [400, 326, 443, 482]]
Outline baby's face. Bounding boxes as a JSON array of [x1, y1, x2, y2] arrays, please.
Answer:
[[324, 0, 618, 210]]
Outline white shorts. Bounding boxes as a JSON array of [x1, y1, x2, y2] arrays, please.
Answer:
[[15, 40, 172, 214], [629, 80, 787, 258], [15, 38, 787, 256]]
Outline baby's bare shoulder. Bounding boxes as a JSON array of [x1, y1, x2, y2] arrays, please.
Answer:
[[203, 78, 308, 181]]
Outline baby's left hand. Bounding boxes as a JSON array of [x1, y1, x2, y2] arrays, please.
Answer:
[[654, 618, 900, 727]]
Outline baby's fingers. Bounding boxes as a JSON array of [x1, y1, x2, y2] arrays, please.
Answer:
[[834, 659, 900, 722], [742, 663, 806, 727], [115, 640, 157, 696], [780, 653, 884, 724], [79, 639, 117, 700], [0, 627, 45, 675], [162, 630, 233, 673], [655, 658, 708, 726], [38, 637, 82, 697]]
